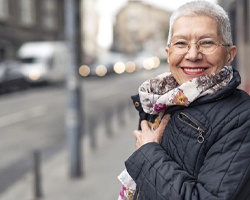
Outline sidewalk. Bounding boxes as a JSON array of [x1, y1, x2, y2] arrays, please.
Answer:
[[0, 104, 137, 200]]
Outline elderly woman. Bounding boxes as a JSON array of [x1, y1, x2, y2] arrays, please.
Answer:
[[119, 1, 250, 200]]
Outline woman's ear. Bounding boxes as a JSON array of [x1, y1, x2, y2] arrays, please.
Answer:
[[165, 47, 170, 63], [227, 45, 237, 65]]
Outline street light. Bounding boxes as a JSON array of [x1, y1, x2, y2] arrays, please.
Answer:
[[64, 0, 83, 178]]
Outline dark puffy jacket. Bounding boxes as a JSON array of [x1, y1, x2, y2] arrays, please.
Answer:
[[125, 69, 250, 200]]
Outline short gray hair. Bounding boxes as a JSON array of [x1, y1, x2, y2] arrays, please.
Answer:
[[167, 1, 233, 45]]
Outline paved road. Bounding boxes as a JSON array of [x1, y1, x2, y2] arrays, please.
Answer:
[[0, 65, 168, 199], [0, 98, 137, 200]]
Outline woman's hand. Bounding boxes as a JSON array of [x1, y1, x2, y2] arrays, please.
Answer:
[[133, 114, 171, 150]]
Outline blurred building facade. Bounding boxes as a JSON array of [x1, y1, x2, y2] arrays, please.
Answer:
[[113, 0, 171, 57], [81, 0, 99, 65], [218, 0, 250, 93], [0, 0, 64, 61]]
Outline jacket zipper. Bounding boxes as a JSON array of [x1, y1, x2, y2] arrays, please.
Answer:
[[178, 112, 205, 143], [136, 187, 140, 200]]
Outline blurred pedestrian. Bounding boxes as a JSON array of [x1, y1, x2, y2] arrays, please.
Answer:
[[118, 1, 250, 199]]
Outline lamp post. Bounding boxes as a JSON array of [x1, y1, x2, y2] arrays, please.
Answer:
[[64, 0, 83, 178]]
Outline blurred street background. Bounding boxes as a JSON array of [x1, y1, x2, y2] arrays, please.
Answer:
[[0, 0, 248, 199]]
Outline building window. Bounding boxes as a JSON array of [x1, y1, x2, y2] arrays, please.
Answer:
[[0, 0, 9, 21], [20, 0, 35, 26], [42, 0, 57, 30]]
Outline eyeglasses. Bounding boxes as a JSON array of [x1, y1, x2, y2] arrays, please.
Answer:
[[167, 39, 231, 55]]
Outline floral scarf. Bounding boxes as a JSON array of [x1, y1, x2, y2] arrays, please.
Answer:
[[118, 66, 233, 200], [139, 65, 233, 116]]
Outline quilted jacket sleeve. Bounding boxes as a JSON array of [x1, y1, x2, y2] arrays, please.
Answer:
[[125, 109, 250, 200]]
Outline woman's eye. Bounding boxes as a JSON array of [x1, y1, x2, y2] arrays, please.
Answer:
[[174, 41, 188, 46], [200, 40, 215, 46]]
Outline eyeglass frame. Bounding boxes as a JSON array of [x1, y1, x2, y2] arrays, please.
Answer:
[[166, 39, 231, 55]]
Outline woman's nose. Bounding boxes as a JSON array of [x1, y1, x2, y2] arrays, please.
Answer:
[[185, 43, 202, 61]]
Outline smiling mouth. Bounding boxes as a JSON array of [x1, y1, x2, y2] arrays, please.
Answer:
[[182, 67, 208, 75]]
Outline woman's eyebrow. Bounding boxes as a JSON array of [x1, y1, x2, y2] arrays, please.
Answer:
[[171, 35, 189, 40], [171, 34, 218, 40]]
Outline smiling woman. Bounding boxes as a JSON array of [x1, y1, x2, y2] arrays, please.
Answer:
[[165, 15, 236, 84], [119, 1, 250, 200]]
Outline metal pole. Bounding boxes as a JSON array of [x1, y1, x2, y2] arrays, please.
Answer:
[[64, 0, 83, 178], [33, 150, 42, 199]]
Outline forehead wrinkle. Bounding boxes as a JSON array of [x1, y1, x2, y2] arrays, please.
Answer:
[[171, 33, 219, 41], [172, 16, 220, 41]]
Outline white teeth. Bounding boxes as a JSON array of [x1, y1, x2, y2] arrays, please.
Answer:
[[183, 68, 205, 72]]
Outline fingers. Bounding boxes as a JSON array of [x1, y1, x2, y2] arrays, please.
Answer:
[[140, 120, 151, 131], [133, 129, 141, 138], [133, 129, 142, 150], [158, 114, 171, 131], [155, 114, 171, 138], [132, 114, 171, 149]]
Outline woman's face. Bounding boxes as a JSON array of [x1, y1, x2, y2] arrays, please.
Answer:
[[165, 16, 237, 85]]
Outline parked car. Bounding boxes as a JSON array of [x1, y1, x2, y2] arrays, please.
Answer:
[[17, 41, 69, 84], [0, 60, 28, 94]]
